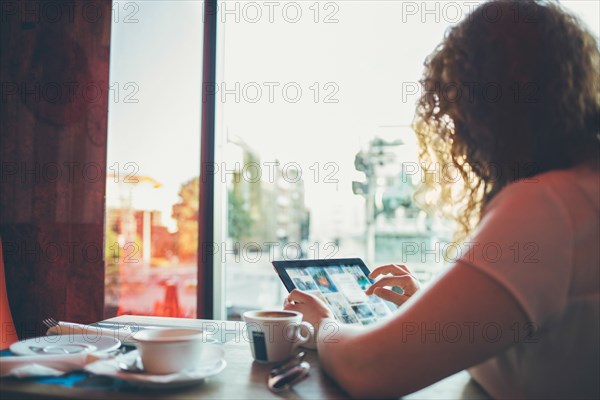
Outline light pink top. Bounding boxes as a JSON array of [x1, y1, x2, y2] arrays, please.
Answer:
[[463, 167, 599, 399]]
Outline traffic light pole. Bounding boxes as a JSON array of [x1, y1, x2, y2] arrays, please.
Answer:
[[366, 179, 375, 266]]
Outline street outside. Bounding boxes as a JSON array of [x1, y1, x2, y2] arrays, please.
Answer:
[[106, 237, 444, 320]]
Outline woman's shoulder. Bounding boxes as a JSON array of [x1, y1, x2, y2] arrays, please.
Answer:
[[534, 165, 599, 188], [489, 166, 599, 213]]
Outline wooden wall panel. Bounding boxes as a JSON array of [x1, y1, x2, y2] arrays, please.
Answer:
[[0, 0, 111, 338]]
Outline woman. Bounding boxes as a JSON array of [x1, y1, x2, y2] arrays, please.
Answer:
[[284, 1, 599, 398]]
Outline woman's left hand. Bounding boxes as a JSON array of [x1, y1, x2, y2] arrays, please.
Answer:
[[283, 289, 334, 330]]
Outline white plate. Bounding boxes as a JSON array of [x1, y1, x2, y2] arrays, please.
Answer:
[[10, 334, 121, 356], [84, 345, 227, 389]]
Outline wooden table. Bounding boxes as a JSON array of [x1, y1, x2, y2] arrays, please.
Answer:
[[1, 316, 490, 399]]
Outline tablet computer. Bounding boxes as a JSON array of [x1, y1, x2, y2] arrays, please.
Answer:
[[272, 258, 395, 326]]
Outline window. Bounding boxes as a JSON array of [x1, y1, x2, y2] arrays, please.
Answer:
[[104, 0, 598, 320], [213, 1, 455, 319], [214, 0, 600, 320], [104, 1, 203, 318]]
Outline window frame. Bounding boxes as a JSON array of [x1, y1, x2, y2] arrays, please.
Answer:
[[198, 0, 223, 319]]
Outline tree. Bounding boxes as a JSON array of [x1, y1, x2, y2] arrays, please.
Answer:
[[172, 177, 199, 262], [228, 188, 252, 242]]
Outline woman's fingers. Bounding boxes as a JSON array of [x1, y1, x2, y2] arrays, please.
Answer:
[[369, 264, 411, 279], [284, 292, 309, 312], [284, 289, 335, 323], [365, 275, 410, 295], [364, 275, 419, 296], [287, 289, 315, 304], [287, 288, 306, 303], [373, 287, 411, 306], [283, 298, 298, 311]]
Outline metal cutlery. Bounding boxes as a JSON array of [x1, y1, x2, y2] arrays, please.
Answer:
[[267, 352, 310, 392], [118, 357, 145, 374], [268, 361, 310, 392], [270, 352, 306, 377], [42, 317, 60, 330], [42, 317, 136, 346]]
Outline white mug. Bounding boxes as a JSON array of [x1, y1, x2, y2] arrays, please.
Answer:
[[242, 310, 314, 363], [132, 328, 207, 374]]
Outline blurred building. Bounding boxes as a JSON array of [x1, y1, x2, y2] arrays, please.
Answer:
[[105, 175, 176, 269], [226, 137, 309, 249]]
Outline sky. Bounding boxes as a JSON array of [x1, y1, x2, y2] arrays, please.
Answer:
[[107, 2, 203, 224], [107, 0, 600, 234]]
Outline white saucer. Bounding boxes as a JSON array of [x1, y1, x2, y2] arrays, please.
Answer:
[[84, 344, 227, 389], [10, 334, 121, 356]]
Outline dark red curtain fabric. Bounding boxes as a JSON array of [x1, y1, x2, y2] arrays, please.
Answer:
[[0, 0, 111, 339]]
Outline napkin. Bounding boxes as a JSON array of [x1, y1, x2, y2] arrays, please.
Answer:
[[0, 352, 110, 378], [46, 322, 136, 345]]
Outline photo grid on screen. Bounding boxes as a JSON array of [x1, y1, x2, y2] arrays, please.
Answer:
[[286, 264, 392, 325]]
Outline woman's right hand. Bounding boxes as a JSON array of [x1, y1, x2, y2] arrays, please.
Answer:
[[365, 264, 421, 306]]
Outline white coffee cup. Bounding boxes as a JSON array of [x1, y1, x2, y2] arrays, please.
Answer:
[[132, 328, 206, 374], [242, 310, 314, 363]]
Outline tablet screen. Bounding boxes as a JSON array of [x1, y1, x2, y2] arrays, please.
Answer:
[[282, 262, 394, 325]]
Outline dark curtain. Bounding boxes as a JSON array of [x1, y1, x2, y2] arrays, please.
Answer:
[[0, 0, 111, 338]]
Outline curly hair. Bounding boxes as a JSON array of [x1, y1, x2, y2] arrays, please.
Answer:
[[413, 0, 600, 241]]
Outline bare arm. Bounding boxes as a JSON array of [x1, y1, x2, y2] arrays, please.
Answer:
[[287, 262, 529, 398]]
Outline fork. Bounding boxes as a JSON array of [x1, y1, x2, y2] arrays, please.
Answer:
[[42, 317, 60, 329], [42, 317, 136, 346], [43, 318, 133, 332]]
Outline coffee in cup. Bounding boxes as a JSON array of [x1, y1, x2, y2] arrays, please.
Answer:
[[242, 310, 314, 363]]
